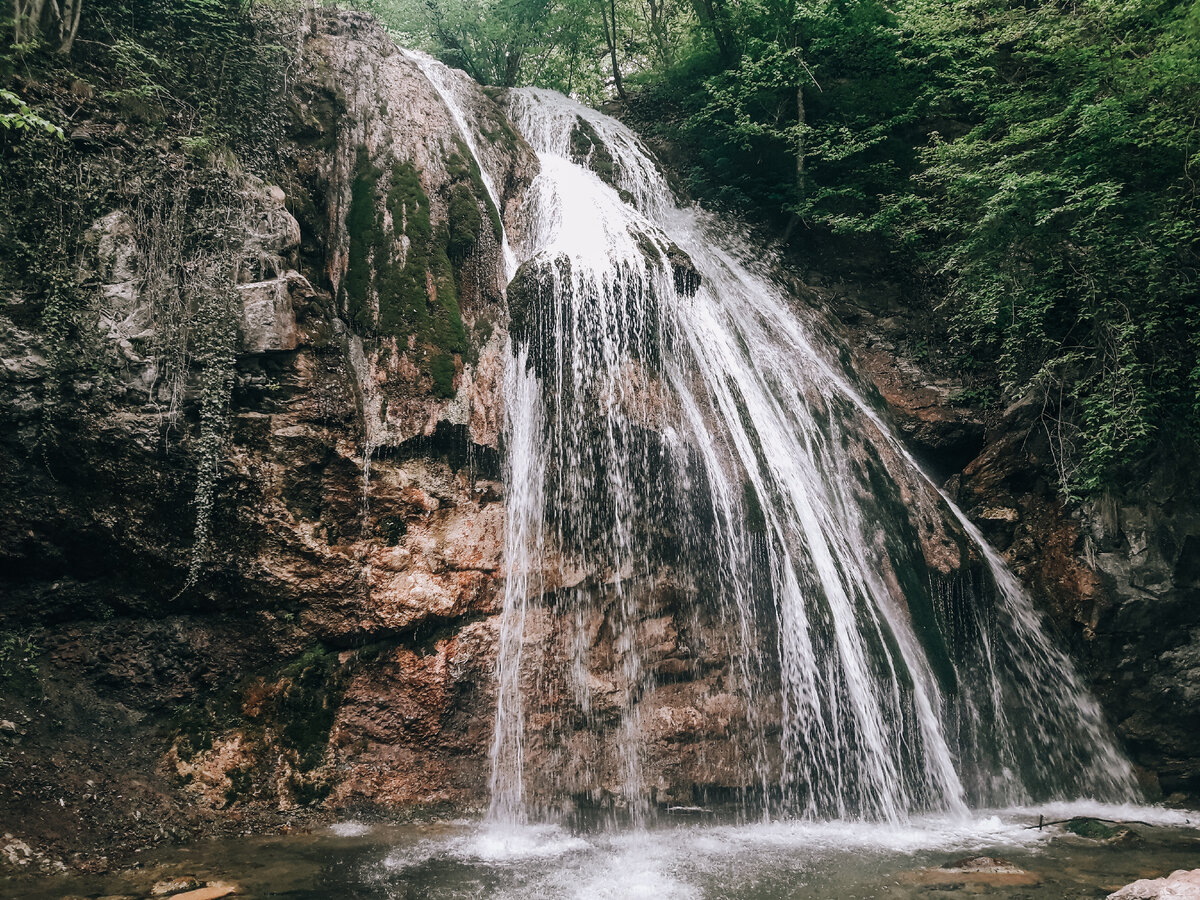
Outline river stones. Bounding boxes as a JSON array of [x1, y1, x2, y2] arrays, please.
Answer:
[[151, 878, 203, 895], [172, 883, 239, 900], [1107, 869, 1200, 900], [900, 856, 1039, 887]]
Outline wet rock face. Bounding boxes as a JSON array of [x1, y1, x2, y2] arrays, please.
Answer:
[[807, 244, 1200, 804], [505, 574, 779, 815], [1078, 461, 1200, 800], [943, 401, 1200, 800], [666, 243, 701, 297], [0, 8, 538, 857]]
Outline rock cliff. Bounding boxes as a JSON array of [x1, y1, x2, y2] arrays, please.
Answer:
[[0, 9, 534, 866], [0, 4, 1196, 875]]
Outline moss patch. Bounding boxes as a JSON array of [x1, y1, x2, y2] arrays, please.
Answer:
[[447, 183, 483, 258], [342, 146, 382, 333], [377, 159, 436, 338], [447, 139, 502, 241], [570, 116, 616, 188], [431, 351, 457, 399], [341, 147, 482, 394], [1066, 817, 1126, 839], [276, 644, 341, 770], [742, 481, 767, 534]]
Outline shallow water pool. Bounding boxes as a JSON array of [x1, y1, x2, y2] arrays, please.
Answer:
[[5, 802, 1198, 899]]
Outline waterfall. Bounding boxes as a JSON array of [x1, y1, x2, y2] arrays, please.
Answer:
[[410, 59, 1137, 824]]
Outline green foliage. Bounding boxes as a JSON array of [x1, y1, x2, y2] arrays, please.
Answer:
[[55, 0, 301, 171], [357, 0, 594, 95], [0, 632, 39, 689], [341, 147, 471, 394], [0, 89, 63, 136], [882, 0, 1200, 493], [182, 276, 239, 593], [0, 129, 110, 444]]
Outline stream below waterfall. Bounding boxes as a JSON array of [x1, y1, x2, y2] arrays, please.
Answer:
[[5, 804, 1198, 899]]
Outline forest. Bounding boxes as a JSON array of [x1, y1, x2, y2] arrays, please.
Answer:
[[3, 0, 1199, 495]]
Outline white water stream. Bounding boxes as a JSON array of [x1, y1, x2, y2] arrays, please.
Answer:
[[407, 56, 1137, 826]]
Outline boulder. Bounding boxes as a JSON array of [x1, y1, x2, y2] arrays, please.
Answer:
[[900, 856, 1039, 888], [238, 271, 310, 353], [1107, 869, 1200, 900], [172, 884, 238, 900]]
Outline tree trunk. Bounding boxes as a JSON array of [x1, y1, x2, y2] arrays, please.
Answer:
[[11, 0, 81, 53], [647, 0, 671, 66], [795, 80, 805, 197], [688, 0, 734, 64], [58, 0, 81, 53], [503, 48, 523, 87], [600, 0, 626, 100], [780, 82, 806, 245]]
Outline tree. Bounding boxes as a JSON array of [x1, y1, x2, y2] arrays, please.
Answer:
[[598, 0, 625, 98], [11, 0, 84, 53]]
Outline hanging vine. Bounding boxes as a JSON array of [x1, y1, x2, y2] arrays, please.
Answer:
[[177, 265, 240, 594], [171, 179, 248, 597]]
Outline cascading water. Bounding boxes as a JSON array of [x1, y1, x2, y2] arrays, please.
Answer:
[[410, 58, 1137, 826]]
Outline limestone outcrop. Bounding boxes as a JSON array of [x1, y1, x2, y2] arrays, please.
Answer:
[[0, 8, 534, 862]]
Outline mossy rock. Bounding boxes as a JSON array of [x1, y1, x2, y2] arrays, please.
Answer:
[[665, 243, 701, 296], [447, 183, 482, 258], [742, 481, 767, 534], [340, 147, 468, 391], [1065, 817, 1139, 843], [569, 116, 616, 189], [287, 82, 344, 150], [341, 146, 382, 333], [509, 251, 667, 378], [480, 116, 523, 158], [430, 350, 457, 399], [277, 644, 342, 771], [446, 140, 502, 241]]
